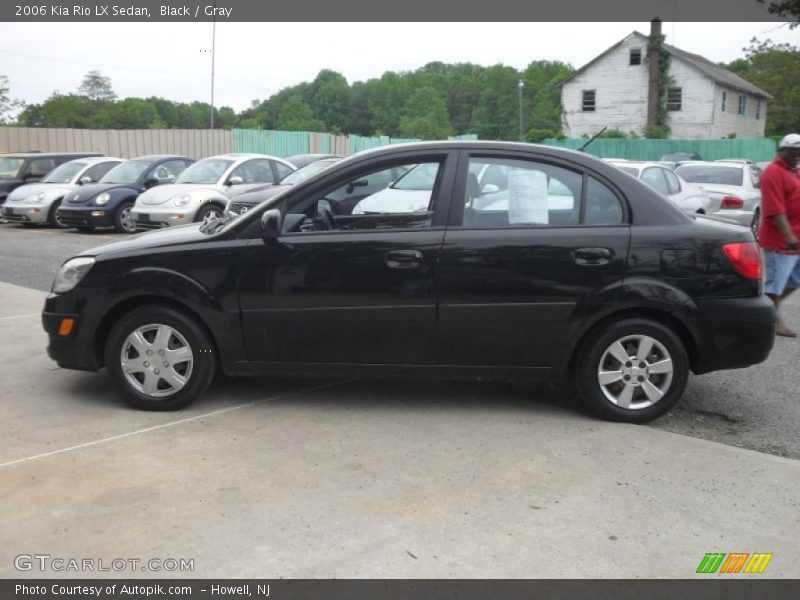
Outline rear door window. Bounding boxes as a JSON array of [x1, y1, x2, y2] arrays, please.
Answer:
[[641, 167, 669, 195]]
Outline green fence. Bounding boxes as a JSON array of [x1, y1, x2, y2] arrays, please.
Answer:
[[540, 138, 778, 162], [233, 129, 421, 157]]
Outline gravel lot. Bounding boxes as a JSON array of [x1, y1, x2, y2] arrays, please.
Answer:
[[1, 222, 798, 459]]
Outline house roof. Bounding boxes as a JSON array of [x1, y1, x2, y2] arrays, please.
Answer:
[[559, 31, 773, 100]]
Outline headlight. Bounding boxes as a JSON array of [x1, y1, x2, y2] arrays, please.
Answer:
[[95, 192, 111, 205], [172, 194, 192, 208], [52, 257, 95, 294], [28, 192, 45, 203]]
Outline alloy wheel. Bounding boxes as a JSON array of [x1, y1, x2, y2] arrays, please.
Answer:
[[120, 206, 136, 232], [596, 334, 674, 410], [120, 324, 194, 398]]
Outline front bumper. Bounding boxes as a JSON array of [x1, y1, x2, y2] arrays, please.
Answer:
[[688, 294, 776, 374], [43, 309, 98, 372], [132, 206, 197, 230], [57, 206, 115, 228], [2, 202, 50, 223]]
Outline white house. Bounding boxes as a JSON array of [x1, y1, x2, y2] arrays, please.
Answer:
[[559, 20, 772, 139]]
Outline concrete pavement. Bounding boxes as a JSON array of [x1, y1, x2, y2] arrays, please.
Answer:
[[0, 282, 798, 578]]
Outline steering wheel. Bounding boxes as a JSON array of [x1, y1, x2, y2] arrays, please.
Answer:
[[317, 199, 336, 231]]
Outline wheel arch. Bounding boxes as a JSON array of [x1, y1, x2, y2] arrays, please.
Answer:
[[558, 306, 700, 383]]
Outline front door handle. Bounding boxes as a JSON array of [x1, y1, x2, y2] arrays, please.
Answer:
[[385, 249, 423, 269], [573, 247, 612, 266]]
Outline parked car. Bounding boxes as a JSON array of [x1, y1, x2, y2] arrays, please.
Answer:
[[606, 160, 712, 215], [659, 152, 702, 170], [0, 152, 102, 210], [57, 155, 193, 233], [675, 161, 761, 227], [225, 157, 343, 218], [131, 153, 296, 230], [756, 161, 772, 172], [284, 153, 342, 169], [43, 141, 775, 423], [2, 157, 122, 227]]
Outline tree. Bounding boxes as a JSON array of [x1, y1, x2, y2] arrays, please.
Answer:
[[78, 70, 116, 101], [0, 75, 23, 124], [470, 65, 521, 140], [521, 60, 572, 140], [757, 0, 800, 26], [726, 38, 800, 135], [397, 86, 453, 139], [307, 70, 351, 131], [276, 95, 324, 131]]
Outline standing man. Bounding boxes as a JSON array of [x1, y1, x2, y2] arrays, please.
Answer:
[[758, 134, 800, 337]]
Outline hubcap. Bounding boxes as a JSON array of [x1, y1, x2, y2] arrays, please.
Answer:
[[120, 324, 193, 398], [202, 208, 221, 224], [597, 334, 673, 410], [120, 206, 135, 232]]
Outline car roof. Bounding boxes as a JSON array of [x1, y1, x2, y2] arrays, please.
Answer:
[[64, 156, 123, 165], [127, 155, 192, 161], [197, 152, 294, 164]]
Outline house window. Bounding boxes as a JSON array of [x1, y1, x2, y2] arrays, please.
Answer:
[[629, 48, 642, 65], [738, 95, 747, 116], [582, 90, 596, 112], [721, 91, 727, 112], [756, 99, 762, 119], [667, 87, 682, 111]]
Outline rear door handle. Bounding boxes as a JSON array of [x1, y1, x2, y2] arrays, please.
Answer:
[[573, 247, 612, 266], [385, 249, 423, 269]]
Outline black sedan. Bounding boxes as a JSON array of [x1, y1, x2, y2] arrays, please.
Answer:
[[43, 141, 775, 423], [57, 155, 194, 232]]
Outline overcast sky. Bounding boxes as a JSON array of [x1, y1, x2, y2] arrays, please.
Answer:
[[1, 22, 795, 112]]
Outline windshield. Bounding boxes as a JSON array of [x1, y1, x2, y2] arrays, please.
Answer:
[[175, 158, 234, 184], [280, 159, 338, 185], [675, 165, 743, 186], [100, 160, 151, 185], [42, 161, 87, 183], [391, 163, 438, 191], [0, 157, 25, 179]]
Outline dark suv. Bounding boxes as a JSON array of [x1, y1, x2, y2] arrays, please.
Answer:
[[0, 152, 102, 208], [43, 142, 776, 423]]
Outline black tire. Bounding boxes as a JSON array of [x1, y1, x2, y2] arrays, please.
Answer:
[[48, 199, 67, 228], [195, 203, 224, 224], [575, 318, 689, 423], [76, 225, 95, 232], [105, 304, 216, 411], [113, 200, 136, 233]]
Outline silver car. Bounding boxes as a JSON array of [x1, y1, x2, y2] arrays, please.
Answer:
[[131, 153, 296, 229], [607, 160, 712, 215], [1, 157, 122, 227], [675, 161, 761, 227]]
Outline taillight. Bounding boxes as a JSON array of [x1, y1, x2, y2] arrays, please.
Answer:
[[721, 195, 744, 209], [722, 242, 762, 280]]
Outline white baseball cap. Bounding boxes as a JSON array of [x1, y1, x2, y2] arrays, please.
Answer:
[[779, 133, 800, 148]]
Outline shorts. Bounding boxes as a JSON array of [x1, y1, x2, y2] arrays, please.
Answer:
[[763, 250, 800, 295]]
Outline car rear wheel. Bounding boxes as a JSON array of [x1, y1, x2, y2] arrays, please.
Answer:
[[48, 199, 67, 228], [114, 201, 136, 233], [575, 318, 688, 423], [105, 305, 216, 411]]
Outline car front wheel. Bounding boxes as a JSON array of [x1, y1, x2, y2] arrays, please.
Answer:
[[195, 204, 224, 225], [575, 318, 689, 423], [105, 305, 216, 410]]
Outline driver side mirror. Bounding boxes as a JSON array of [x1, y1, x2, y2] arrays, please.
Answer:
[[261, 208, 282, 241], [346, 179, 368, 194], [78, 176, 93, 185], [227, 176, 244, 186], [143, 177, 159, 189]]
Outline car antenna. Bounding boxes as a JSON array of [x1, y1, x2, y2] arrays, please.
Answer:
[[577, 127, 607, 153]]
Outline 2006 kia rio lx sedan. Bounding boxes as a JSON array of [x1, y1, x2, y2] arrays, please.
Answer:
[[42, 142, 776, 423]]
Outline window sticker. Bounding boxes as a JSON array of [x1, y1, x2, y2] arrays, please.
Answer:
[[508, 168, 549, 224]]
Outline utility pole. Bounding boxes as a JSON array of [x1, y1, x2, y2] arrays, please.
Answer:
[[518, 79, 524, 141], [209, 6, 216, 129]]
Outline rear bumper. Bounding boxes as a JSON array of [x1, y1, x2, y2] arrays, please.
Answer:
[[57, 207, 114, 228], [688, 294, 776, 374], [131, 208, 193, 230], [709, 209, 754, 228]]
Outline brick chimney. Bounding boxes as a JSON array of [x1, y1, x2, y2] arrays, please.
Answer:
[[646, 18, 663, 129]]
